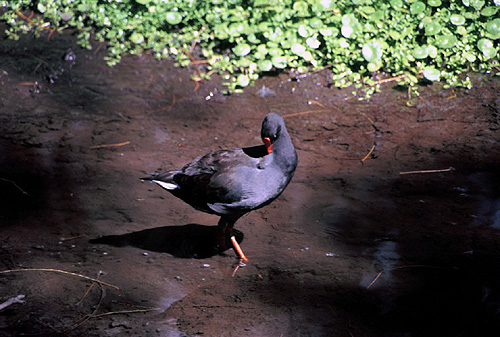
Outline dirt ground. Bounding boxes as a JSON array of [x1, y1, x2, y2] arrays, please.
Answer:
[[1, 27, 500, 337]]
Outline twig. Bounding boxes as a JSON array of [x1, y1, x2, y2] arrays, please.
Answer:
[[19, 82, 39, 86], [15, 9, 51, 31], [60, 235, 85, 242], [68, 283, 104, 332], [180, 48, 205, 89], [395, 264, 446, 270], [399, 167, 454, 175], [77, 271, 103, 305], [151, 95, 176, 114], [189, 25, 207, 52], [15, 9, 56, 40], [372, 74, 407, 85], [0, 268, 119, 290], [364, 116, 379, 134], [48, 27, 57, 40], [0, 294, 25, 311], [91, 307, 161, 317], [145, 74, 154, 89], [282, 108, 330, 118], [446, 89, 457, 99], [0, 178, 29, 195], [292, 64, 333, 80], [308, 100, 325, 107], [90, 141, 130, 149], [361, 145, 376, 162], [193, 80, 200, 92], [372, 70, 423, 86], [366, 272, 382, 289]]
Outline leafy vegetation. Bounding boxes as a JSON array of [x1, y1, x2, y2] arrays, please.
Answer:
[[1, 0, 499, 97]]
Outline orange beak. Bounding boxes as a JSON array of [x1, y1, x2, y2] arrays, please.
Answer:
[[263, 137, 273, 154]]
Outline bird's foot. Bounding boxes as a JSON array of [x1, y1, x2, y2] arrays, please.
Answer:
[[231, 258, 247, 277]]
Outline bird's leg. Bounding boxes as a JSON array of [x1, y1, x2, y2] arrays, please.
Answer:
[[231, 236, 248, 262], [217, 216, 231, 252], [217, 216, 248, 262]]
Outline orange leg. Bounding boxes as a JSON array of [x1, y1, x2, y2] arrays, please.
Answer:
[[231, 236, 248, 262]]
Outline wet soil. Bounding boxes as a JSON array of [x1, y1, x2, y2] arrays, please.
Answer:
[[1, 28, 500, 337]]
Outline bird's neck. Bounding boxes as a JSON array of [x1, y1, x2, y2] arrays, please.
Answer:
[[272, 130, 297, 167]]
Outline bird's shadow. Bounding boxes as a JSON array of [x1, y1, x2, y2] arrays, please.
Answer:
[[89, 224, 243, 259]]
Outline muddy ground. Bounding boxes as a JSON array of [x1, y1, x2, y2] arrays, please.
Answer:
[[1, 28, 500, 337]]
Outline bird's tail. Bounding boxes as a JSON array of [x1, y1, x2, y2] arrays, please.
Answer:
[[140, 172, 178, 190]]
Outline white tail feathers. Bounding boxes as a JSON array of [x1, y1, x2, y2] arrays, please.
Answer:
[[153, 180, 178, 190]]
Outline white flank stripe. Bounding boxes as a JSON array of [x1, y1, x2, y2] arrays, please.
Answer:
[[153, 180, 178, 190]]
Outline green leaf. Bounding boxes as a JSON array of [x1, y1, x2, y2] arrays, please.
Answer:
[[423, 67, 440, 81], [229, 22, 246, 36], [315, 0, 335, 10], [165, 12, 182, 25], [306, 37, 321, 49], [450, 14, 465, 25], [390, 0, 404, 9], [389, 30, 401, 40], [292, 43, 306, 55], [425, 21, 441, 36], [247, 34, 260, 44], [319, 27, 338, 37], [369, 10, 385, 21], [412, 45, 429, 59], [130, 32, 144, 44], [341, 25, 354, 38], [37, 3, 46, 13], [359, 6, 375, 15], [478, 38, 497, 58], [457, 26, 467, 35], [362, 40, 383, 62], [293, 1, 309, 16], [435, 35, 457, 48], [233, 43, 251, 56], [485, 18, 500, 39], [309, 18, 323, 29], [298, 24, 310, 38], [258, 60, 273, 72], [469, 0, 485, 10], [428, 0, 442, 6], [367, 61, 382, 72], [464, 12, 479, 20], [481, 7, 498, 16], [463, 52, 476, 62], [272, 55, 287, 69], [236, 74, 250, 87], [268, 47, 282, 57], [427, 45, 438, 58], [411, 2, 426, 14]]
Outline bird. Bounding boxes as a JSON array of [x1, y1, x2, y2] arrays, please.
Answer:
[[140, 113, 298, 262]]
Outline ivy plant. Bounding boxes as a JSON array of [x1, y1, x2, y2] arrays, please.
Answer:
[[1, 0, 499, 97]]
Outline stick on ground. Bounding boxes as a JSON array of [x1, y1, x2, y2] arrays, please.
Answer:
[[0, 268, 119, 290]]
